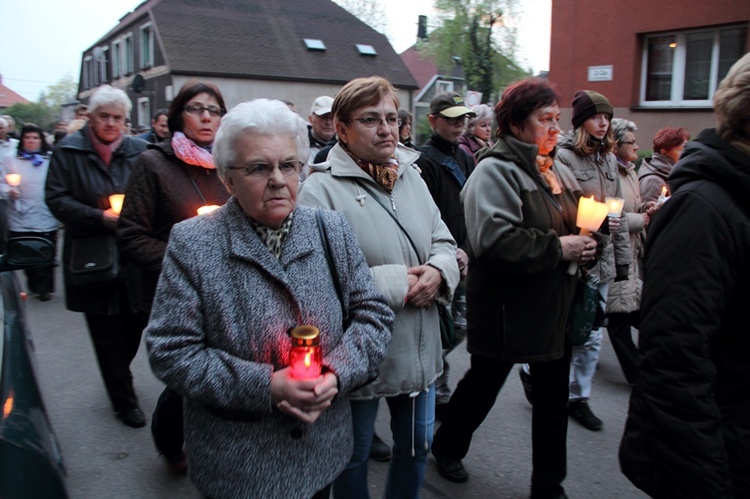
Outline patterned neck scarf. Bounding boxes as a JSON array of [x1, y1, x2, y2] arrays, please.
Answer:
[[340, 141, 399, 192], [172, 131, 215, 169], [252, 212, 294, 259], [537, 154, 562, 195], [19, 150, 45, 166]]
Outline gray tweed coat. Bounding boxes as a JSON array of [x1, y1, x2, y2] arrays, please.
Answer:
[[145, 198, 393, 499]]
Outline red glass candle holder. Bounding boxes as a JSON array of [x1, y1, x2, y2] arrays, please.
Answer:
[[290, 325, 322, 379]]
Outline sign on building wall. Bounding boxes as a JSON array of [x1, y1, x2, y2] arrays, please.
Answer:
[[465, 91, 483, 106], [588, 65, 613, 82]]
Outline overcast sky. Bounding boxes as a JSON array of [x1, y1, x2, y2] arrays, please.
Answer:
[[0, 0, 550, 102]]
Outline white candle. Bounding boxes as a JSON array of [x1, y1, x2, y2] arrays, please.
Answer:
[[109, 194, 125, 215], [605, 197, 624, 217], [5, 174, 21, 187], [569, 196, 610, 274], [197, 205, 220, 215]]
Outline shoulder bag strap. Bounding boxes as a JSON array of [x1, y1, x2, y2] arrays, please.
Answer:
[[357, 182, 422, 264], [315, 209, 348, 321]]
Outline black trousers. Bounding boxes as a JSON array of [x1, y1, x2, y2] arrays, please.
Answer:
[[9, 230, 57, 295], [84, 298, 147, 413], [432, 348, 571, 499], [151, 386, 184, 458], [606, 312, 640, 384]]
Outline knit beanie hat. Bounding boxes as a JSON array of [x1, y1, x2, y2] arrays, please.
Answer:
[[571, 90, 613, 129]]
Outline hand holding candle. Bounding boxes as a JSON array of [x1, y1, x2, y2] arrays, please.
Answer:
[[656, 185, 669, 207], [108, 194, 125, 215], [568, 196, 610, 274]]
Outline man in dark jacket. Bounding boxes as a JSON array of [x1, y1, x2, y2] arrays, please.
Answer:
[[416, 92, 476, 415], [620, 52, 750, 498], [45, 85, 149, 429], [136, 108, 170, 144]]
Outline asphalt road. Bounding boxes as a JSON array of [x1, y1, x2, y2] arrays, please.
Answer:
[[23, 258, 647, 499]]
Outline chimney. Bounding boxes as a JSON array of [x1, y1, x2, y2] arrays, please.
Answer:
[[417, 15, 428, 40]]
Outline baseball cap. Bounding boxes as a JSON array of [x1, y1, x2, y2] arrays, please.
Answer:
[[430, 92, 476, 118], [310, 96, 334, 116]]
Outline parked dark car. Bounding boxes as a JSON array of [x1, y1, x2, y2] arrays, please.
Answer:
[[0, 237, 68, 498]]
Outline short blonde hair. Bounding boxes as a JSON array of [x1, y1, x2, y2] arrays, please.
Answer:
[[714, 51, 750, 142], [465, 104, 493, 135], [332, 76, 399, 123]]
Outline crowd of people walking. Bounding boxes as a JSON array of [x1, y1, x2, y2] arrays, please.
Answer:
[[2, 49, 749, 499]]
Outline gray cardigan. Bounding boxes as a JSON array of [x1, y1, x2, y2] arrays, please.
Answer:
[[145, 199, 393, 498]]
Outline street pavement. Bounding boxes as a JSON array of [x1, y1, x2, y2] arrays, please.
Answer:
[[23, 259, 647, 498]]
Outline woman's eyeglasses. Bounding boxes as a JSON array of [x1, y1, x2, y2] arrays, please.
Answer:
[[347, 116, 401, 128], [183, 105, 225, 117], [229, 161, 304, 178]]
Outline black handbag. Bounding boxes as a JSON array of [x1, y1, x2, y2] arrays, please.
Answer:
[[68, 235, 120, 287], [565, 268, 604, 346], [437, 302, 457, 349]]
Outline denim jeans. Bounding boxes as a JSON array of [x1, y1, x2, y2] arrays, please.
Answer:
[[569, 281, 609, 401], [333, 385, 435, 499]]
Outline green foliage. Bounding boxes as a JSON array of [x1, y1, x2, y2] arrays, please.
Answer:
[[3, 75, 77, 131], [38, 74, 78, 109], [3, 102, 56, 131], [423, 0, 531, 103]]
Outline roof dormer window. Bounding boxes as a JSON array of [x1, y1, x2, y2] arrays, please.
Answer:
[[304, 39, 326, 51], [356, 44, 377, 56]]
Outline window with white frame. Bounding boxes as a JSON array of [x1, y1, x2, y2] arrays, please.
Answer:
[[83, 56, 93, 89], [99, 46, 110, 83], [641, 25, 747, 107], [112, 40, 122, 78], [137, 97, 150, 131], [140, 23, 154, 69], [436, 80, 454, 94], [123, 33, 134, 75]]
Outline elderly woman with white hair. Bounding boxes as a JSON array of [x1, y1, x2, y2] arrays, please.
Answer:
[[458, 103, 494, 163], [620, 52, 750, 498], [145, 98, 393, 499], [45, 85, 149, 428]]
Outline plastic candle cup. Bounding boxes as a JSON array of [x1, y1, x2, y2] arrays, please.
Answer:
[[289, 326, 322, 380]]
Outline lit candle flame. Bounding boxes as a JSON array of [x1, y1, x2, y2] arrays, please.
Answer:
[[660, 185, 667, 197], [3, 390, 13, 419], [197, 205, 220, 215], [5, 174, 21, 187], [304, 351, 312, 368], [109, 194, 125, 215], [605, 197, 624, 217]]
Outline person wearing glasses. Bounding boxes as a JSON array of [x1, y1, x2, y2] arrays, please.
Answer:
[[145, 97, 393, 498], [416, 92, 476, 422], [116, 80, 230, 473], [605, 119, 655, 386], [45, 85, 149, 429], [431, 78, 596, 497], [299, 76, 460, 498]]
